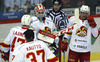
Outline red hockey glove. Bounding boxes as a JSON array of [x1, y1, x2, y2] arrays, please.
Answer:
[[61, 41, 68, 52], [0, 50, 9, 61], [87, 17, 97, 28]]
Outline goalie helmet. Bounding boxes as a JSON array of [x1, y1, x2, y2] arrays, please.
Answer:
[[34, 4, 45, 17], [80, 5, 90, 13], [21, 15, 31, 25]]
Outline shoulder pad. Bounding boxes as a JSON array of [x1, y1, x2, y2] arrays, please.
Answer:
[[70, 16, 75, 19], [31, 16, 39, 23], [45, 17, 53, 22], [10, 26, 21, 31]]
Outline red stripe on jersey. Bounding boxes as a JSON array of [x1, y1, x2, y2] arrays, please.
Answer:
[[0, 43, 2, 45], [99, 30, 100, 35], [1, 42, 10, 48], [39, 30, 56, 39], [65, 32, 72, 35], [48, 56, 58, 62], [22, 27, 28, 29]]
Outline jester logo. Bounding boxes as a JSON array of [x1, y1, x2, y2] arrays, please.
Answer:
[[76, 26, 87, 37], [43, 27, 51, 34], [61, 0, 70, 7]]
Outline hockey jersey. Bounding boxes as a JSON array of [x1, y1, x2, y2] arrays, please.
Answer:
[[30, 16, 56, 39], [12, 40, 58, 62], [64, 16, 99, 52], [1, 26, 28, 62]]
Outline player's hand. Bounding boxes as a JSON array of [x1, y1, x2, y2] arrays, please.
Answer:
[[87, 17, 97, 28], [55, 24, 59, 29], [61, 41, 68, 52], [1, 51, 9, 61]]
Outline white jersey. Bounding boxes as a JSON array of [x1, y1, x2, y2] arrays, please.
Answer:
[[1, 26, 28, 62], [64, 16, 99, 52], [12, 40, 58, 62], [30, 16, 56, 39]]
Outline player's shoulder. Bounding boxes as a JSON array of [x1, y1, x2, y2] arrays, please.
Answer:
[[36, 40, 47, 46], [69, 16, 75, 19], [31, 16, 39, 23], [68, 16, 75, 24], [45, 17, 53, 22], [10, 26, 21, 31]]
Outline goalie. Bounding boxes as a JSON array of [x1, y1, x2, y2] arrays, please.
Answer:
[[30, 4, 59, 57]]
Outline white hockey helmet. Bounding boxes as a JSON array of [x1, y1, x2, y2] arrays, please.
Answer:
[[80, 5, 90, 13], [34, 4, 45, 17], [21, 15, 31, 25]]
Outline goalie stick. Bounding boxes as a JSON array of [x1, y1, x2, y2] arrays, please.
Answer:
[[54, 8, 79, 37]]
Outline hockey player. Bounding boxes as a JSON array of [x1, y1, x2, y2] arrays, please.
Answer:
[[30, 3, 59, 55], [31, 4, 57, 35], [12, 29, 58, 62], [0, 15, 32, 62], [63, 5, 99, 62]]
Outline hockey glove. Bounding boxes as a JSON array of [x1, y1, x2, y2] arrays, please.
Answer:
[[0, 50, 9, 61], [61, 41, 68, 52], [87, 17, 97, 28]]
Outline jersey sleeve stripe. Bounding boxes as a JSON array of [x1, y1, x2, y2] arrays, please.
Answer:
[[47, 56, 58, 62], [1, 42, 10, 48], [65, 32, 72, 35]]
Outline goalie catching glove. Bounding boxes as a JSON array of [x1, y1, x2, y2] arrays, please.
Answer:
[[61, 41, 68, 52]]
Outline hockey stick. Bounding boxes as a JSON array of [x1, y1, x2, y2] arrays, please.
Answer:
[[63, 50, 65, 62], [58, 8, 79, 62], [74, 8, 79, 26]]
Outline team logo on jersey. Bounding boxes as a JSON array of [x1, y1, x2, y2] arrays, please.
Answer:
[[43, 27, 51, 34], [61, 0, 70, 7], [76, 26, 87, 37]]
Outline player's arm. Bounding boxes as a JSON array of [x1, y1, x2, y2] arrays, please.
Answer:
[[87, 17, 99, 38], [1, 28, 14, 52], [91, 27, 99, 38], [63, 16, 74, 42], [0, 28, 13, 61], [62, 17, 74, 52]]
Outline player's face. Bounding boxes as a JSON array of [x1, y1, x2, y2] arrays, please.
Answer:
[[53, 4, 61, 12], [80, 12, 89, 20], [37, 11, 45, 17]]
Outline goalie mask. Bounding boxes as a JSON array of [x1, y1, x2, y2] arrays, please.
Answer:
[[21, 15, 32, 26], [34, 4, 45, 22], [80, 5, 90, 14]]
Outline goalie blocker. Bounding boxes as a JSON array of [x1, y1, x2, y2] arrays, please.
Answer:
[[38, 30, 56, 44]]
